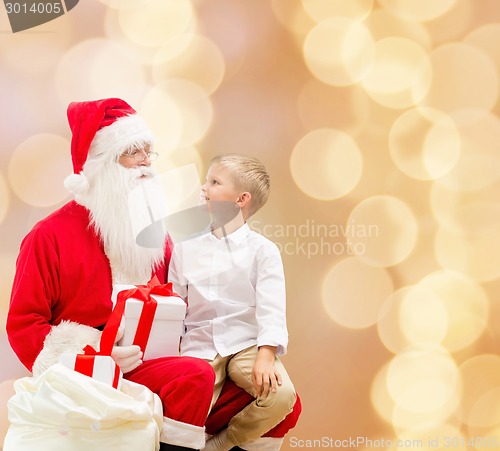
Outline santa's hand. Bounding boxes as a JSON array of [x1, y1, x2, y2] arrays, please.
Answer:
[[111, 345, 143, 373]]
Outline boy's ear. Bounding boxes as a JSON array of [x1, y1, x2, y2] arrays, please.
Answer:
[[237, 192, 252, 209]]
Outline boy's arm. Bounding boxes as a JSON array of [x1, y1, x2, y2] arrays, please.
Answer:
[[255, 242, 288, 354], [253, 241, 289, 396]]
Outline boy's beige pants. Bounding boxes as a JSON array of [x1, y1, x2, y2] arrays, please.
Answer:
[[208, 346, 296, 446]]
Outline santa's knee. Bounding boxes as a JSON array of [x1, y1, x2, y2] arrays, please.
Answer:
[[158, 357, 215, 406], [178, 357, 216, 391]]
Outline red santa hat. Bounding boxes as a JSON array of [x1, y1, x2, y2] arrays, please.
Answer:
[[64, 98, 153, 194]]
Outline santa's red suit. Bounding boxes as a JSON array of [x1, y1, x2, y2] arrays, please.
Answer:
[[6, 98, 301, 450], [7, 200, 215, 445]]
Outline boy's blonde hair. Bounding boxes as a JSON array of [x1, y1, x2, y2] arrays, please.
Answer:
[[211, 154, 270, 217]]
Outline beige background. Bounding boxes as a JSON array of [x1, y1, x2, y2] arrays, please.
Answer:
[[2, 0, 500, 449]]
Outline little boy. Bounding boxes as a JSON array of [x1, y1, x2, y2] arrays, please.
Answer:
[[169, 154, 296, 451]]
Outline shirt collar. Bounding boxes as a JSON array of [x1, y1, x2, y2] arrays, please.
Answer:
[[212, 222, 250, 245]]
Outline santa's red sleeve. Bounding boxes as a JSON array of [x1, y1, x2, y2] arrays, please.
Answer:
[[7, 226, 60, 372]]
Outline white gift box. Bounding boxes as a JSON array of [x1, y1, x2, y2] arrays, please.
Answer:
[[112, 284, 186, 361], [59, 352, 123, 390]]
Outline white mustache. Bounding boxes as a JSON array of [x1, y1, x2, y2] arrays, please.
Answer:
[[129, 166, 157, 179]]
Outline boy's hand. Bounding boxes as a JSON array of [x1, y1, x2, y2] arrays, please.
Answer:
[[252, 345, 282, 398]]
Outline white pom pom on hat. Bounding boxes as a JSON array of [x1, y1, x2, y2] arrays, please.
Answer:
[[63, 172, 89, 195]]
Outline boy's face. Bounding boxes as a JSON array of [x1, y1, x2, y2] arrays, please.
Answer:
[[201, 163, 241, 205]]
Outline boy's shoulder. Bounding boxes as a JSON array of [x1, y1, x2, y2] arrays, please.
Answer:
[[247, 226, 280, 253], [247, 226, 269, 241]]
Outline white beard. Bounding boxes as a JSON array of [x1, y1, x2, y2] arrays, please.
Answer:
[[77, 162, 167, 285]]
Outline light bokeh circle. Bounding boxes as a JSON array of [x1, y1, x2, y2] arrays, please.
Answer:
[[271, 0, 315, 42], [0, 172, 9, 225], [394, 424, 465, 448], [418, 270, 489, 352], [424, 0, 473, 45], [464, 24, 500, 77], [467, 387, 500, 430], [155, 146, 203, 176], [373, 379, 466, 437], [290, 128, 363, 201], [419, 43, 499, 115], [8, 134, 71, 208], [370, 362, 393, 424], [140, 81, 213, 153], [301, 0, 374, 23], [361, 37, 432, 109], [303, 17, 375, 86], [378, 0, 458, 22], [118, 0, 195, 48], [152, 34, 226, 95], [386, 347, 460, 415], [434, 110, 500, 192], [389, 108, 461, 180], [399, 286, 449, 347], [55, 38, 147, 107], [434, 225, 500, 282], [458, 354, 500, 427], [377, 286, 448, 354], [346, 196, 418, 267], [322, 257, 394, 329], [430, 180, 500, 236], [103, 6, 159, 65], [365, 9, 431, 50]]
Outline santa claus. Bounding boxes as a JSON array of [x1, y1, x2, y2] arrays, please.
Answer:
[[6, 98, 300, 451]]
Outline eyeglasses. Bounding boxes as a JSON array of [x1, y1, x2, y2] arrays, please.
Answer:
[[121, 148, 159, 162]]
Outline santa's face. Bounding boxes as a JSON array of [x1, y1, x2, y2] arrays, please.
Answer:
[[118, 143, 157, 170], [79, 151, 167, 284], [115, 161, 157, 192]]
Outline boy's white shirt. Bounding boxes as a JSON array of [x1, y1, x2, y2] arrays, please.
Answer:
[[169, 222, 288, 360]]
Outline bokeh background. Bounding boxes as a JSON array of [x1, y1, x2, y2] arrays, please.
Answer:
[[2, 0, 500, 449]]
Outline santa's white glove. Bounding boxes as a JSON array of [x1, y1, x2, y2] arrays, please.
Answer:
[[111, 316, 142, 373], [111, 345, 143, 373]]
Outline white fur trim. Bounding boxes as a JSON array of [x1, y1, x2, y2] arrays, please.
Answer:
[[32, 320, 101, 379], [89, 114, 153, 161], [64, 172, 90, 195], [161, 416, 206, 449], [239, 437, 284, 451]]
